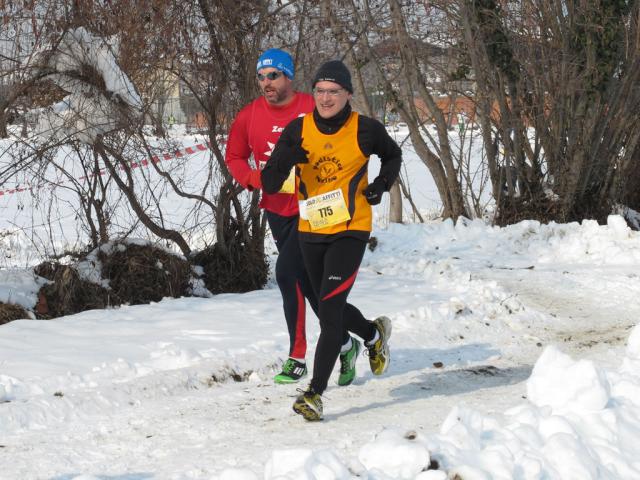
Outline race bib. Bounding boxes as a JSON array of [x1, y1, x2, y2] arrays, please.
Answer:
[[303, 189, 351, 230]]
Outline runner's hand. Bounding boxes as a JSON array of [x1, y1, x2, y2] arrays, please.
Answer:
[[277, 138, 308, 172], [291, 138, 309, 165], [363, 177, 387, 205]]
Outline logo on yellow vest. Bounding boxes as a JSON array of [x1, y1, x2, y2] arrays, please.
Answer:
[[313, 156, 343, 184]]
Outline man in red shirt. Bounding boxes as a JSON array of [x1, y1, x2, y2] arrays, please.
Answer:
[[225, 49, 360, 385]]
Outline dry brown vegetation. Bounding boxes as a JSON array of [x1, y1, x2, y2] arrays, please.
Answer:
[[33, 242, 195, 320], [0, 302, 30, 325]]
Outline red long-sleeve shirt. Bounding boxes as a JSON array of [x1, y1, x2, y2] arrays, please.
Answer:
[[225, 93, 315, 216]]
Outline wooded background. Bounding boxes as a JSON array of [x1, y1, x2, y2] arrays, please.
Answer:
[[2, 0, 640, 290]]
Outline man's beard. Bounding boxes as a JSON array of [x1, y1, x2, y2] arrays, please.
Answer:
[[262, 86, 286, 104]]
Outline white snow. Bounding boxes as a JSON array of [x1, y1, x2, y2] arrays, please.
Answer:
[[2, 209, 640, 478]]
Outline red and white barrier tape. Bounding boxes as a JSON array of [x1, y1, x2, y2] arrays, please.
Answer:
[[0, 140, 215, 197]]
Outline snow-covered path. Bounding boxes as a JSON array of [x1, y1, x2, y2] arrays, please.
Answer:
[[475, 263, 638, 361], [2, 355, 534, 479]]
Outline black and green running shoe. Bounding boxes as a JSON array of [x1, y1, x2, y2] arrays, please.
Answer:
[[366, 316, 392, 375], [338, 337, 361, 386], [274, 358, 307, 384], [292, 386, 323, 421]]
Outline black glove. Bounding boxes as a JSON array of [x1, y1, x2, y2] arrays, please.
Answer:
[[363, 176, 387, 205], [276, 138, 309, 172]]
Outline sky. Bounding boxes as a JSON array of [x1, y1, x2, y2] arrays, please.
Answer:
[[2, 125, 640, 478], [2, 31, 640, 479]]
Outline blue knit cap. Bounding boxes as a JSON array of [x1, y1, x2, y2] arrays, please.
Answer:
[[256, 48, 294, 79]]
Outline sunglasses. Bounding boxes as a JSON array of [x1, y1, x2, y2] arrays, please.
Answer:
[[257, 71, 284, 81]]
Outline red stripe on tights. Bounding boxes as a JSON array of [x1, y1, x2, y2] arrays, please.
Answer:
[[290, 282, 307, 359], [322, 270, 358, 301]]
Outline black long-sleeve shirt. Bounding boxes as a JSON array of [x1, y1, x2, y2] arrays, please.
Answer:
[[262, 103, 402, 195]]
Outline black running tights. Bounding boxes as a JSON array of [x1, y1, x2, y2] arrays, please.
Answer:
[[300, 236, 376, 394]]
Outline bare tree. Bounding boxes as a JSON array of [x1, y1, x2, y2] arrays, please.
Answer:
[[1, 1, 301, 290], [0, 3, 52, 138], [451, 0, 640, 224], [319, 1, 470, 220], [5, 4, 197, 255]]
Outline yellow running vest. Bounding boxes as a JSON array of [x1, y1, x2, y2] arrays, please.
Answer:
[[298, 111, 372, 235]]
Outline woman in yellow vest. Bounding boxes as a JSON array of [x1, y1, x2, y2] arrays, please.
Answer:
[[262, 60, 402, 421]]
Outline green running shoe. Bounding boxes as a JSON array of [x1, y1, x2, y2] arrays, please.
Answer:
[[366, 316, 392, 375], [338, 337, 361, 386], [274, 358, 307, 384], [292, 386, 323, 421]]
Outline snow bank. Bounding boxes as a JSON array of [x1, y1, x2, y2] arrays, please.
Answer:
[[259, 325, 640, 480]]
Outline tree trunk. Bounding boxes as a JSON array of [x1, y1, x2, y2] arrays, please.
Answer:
[[0, 108, 7, 138], [389, 181, 403, 223]]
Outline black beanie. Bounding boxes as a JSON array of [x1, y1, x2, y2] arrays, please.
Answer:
[[312, 60, 353, 93]]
